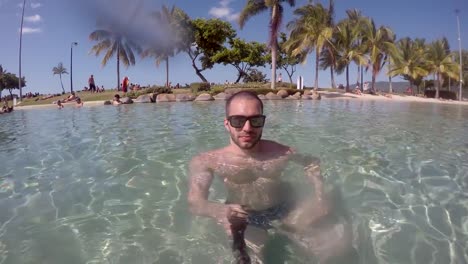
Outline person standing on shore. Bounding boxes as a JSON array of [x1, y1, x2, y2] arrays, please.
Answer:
[[122, 76, 129, 95], [88, 75, 96, 92]]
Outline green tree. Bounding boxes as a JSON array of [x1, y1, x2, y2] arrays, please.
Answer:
[[345, 9, 368, 87], [239, 0, 296, 89], [333, 17, 367, 92], [52, 62, 68, 94], [426, 38, 460, 98], [0, 72, 26, 98], [179, 18, 236, 83], [277, 32, 304, 86], [243, 68, 268, 83], [212, 38, 267, 83], [388, 37, 428, 94], [286, 2, 333, 90], [454, 49, 468, 90], [361, 18, 395, 92], [142, 5, 187, 87], [89, 29, 141, 90]]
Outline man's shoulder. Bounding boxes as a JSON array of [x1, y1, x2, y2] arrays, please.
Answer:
[[261, 139, 293, 153], [190, 148, 225, 164]]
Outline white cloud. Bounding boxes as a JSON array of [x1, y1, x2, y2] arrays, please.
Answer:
[[209, 0, 239, 22], [24, 14, 41, 22], [220, 0, 233, 7], [31, 2, 42, 8], [21, 27, 42, 34]]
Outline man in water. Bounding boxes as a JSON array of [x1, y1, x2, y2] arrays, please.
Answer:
[[188, 91, 355, 263]]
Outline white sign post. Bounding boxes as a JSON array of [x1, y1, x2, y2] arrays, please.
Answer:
[[296, 76, 304, 90]]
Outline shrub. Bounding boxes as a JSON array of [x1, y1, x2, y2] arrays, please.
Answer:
[[190, 82, 211, 93], [424, 90, 457, 100], [209, 86, 226, 95]]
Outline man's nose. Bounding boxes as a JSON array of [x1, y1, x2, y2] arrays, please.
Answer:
[[242, 120, 253, 131]]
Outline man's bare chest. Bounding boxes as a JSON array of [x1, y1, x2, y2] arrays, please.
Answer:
[[212, 156, 289, 184]]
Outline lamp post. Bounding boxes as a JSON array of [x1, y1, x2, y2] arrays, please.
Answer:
[[70, 42, 78, 93], [456, 9, 463, 101], [18, 0, 26, 102]]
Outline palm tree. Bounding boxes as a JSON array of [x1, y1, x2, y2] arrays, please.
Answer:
[[52, 63, 68, 94], [319, 0, 337, 89], [286, 2, 333, 90], [426, 38, 460, 98], [361, 18, 395, 92], [388, 37, 428, 94], [334, 19, 367, 92], [89, 30, 141, 90], [345, 9, 367, 88], [239, 0, 295, 89], [142, 5, 185, 87]]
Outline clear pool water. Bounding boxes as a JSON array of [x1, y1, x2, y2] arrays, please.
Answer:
[[0, 100, 467, 263]]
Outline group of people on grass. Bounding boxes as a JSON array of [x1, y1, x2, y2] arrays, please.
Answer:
[[55, 92, 83, 109], [0, 99, 13, 114]]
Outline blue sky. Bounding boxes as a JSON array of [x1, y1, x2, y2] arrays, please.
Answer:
[[0, 0, 467, 95]]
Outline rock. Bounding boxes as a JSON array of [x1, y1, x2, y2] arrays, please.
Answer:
[[195, 93, 214, 101], [104, 100, 112, 105], [303, 90, 312, 95], [156, 93, 176, 102], [277, 89, 289, 98], [175, 93, 196, 102], [301, 95, 312, 100], [265, 92, 282, 100], [214, 92, 231, 100], [134, 94, 153, 103], [257, 94, 266, 100], [294, 92, 301, 97], [286, 95, 300, 100], [311, 92, 322, 100], [121, 97, 133, 104]]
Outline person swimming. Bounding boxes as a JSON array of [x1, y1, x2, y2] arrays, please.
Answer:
[[188, 91, 356, 263]]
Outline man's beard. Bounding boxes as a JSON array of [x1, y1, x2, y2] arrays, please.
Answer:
[[230, 131, 262, 150]]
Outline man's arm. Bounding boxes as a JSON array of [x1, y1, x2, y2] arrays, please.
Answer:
[[287, 149, 331, 225], [187, 155, 225, 219]]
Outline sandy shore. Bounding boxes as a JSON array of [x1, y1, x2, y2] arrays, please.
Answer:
[[12, 91, 468, 110], [320, 92, 468, 106]]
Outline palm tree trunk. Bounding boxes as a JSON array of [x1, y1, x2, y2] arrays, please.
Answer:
[[371, 72, 376, 93], [345, 65, 349, 92], [388, 61, 392, 93], [330, 66, 336, 89], [410, 79, 413, 94], [436, 73, 440, 99], [314, 47, 319, 90], [271, 44, 277, 89], [166, 57, 169, 87], [356, 65, 360, 86], [360, 65, 364, 90], [59, 74, 65, 94], [117, 45, 121, 91]]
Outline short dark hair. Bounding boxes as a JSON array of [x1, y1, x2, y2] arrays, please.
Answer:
[[225, 91, 263, 117]]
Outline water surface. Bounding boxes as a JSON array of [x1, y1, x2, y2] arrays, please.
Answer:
[[0, 100, 467, 263]]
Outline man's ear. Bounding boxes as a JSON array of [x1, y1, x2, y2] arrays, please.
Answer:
[[224, 119, 230, 132]]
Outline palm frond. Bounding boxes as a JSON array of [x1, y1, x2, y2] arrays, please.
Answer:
[[239, 0, 268, 29]]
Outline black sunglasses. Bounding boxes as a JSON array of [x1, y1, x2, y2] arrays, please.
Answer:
[[227, 115, 266, 128]]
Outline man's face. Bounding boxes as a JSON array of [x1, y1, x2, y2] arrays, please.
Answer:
[[224, 98, 264, 150]]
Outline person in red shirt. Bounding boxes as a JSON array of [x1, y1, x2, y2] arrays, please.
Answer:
[[122, 76, 129, 95]]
